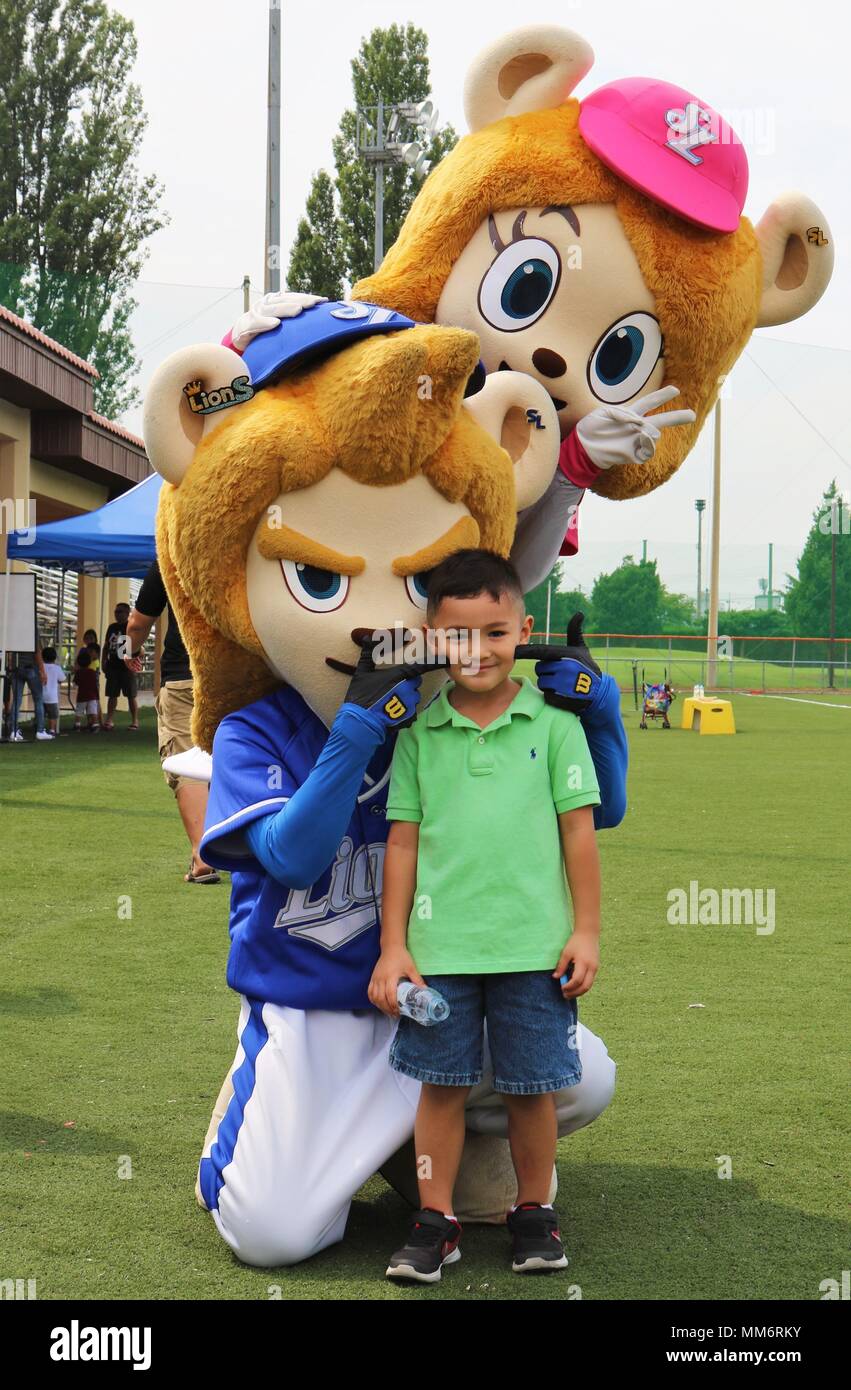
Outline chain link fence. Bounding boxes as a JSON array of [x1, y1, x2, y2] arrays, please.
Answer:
[[529, 631, 851, 694]]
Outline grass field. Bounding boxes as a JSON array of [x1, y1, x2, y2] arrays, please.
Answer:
[[0, 692, 848, 1302]]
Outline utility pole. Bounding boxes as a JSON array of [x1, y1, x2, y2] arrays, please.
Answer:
[[767, 542, 773, 612], [706, 402, 722, 688], [545, 579, 552, 642], [242, 275, 251, 313], [695, 499, 706, 619], [374, 96, 385, 272], [829, 497, 837, 689], [264, 1, 281, 294], [642, 539, 647, 563]]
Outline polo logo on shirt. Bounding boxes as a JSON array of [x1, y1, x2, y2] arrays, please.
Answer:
[[383, 694, 406, 720], [530, 748, 537, 759]]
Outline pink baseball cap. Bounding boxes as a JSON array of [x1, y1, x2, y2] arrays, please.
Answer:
[[578, 77, 748, 233]]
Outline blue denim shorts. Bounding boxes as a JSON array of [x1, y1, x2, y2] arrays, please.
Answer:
[[389, 970, 582, 1095]]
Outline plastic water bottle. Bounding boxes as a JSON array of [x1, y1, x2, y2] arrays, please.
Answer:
[[397, 980, 450, 1025]]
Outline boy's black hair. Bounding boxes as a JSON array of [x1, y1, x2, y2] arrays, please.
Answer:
[[425, 548, 524, 620], [77, 650, 91, 667], [41, 646, 56, 663]]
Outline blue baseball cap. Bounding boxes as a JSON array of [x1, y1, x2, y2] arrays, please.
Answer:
[[241, 300, 417, 389]]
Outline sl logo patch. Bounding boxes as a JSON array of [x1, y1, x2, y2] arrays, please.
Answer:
[[384, 694, 406, 720], [574, 671, 593, 695]]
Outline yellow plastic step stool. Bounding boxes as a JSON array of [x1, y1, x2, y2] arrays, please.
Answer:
[[681, 696, 736, 735]]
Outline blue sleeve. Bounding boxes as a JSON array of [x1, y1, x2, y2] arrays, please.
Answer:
[[220, 704, 386, 887], [578, 673, 628, 830]]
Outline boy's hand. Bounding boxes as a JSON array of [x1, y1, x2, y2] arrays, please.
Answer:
[[554, 929, 600, 999], [368, 949, 426, 1017]]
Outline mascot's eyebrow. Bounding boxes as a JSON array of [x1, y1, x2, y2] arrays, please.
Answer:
[[488, 211, 528, 253], [489, 206, 579, 253], [257, 521, 365, 576], [391, 517, 480, 577], [540, 205, 581, 236]]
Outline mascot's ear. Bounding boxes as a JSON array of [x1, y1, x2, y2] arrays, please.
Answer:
[[463, 25, 593, 132], [754, 193, 834, 328], [463, 373, 559, 510], [143, 343, 250, 486]]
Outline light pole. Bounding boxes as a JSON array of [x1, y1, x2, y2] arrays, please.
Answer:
[[829, 497, 837, 689], [356, 98, 441, 273], [695, 498, 706, 620], [264, 1, 281, 293], [706, 398, 723, 688]]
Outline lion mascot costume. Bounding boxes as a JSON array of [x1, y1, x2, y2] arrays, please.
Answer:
[[144, 316, 621, 1267]]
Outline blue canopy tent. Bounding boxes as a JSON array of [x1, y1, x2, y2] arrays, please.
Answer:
[[1, 473, 162, 687], [5, 472, 161, 578]]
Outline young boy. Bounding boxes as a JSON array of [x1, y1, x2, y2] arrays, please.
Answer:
[[40, 646, 66, 737], [73, 650, 101, 732], [369, 549, 602, 1283]]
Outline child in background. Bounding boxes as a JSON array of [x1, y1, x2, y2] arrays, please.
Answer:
[[40, 646, 66, 738], [73, 650, 101, 732], [370, 549, 602, 1283], [86, 641, 104, 726]]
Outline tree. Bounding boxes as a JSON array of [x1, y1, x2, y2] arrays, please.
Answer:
[[524, 565, 590, 637], [785, 482, 851, 638], [286, 24, 457, 293], [590, 556, 666, 634], [287, 171, 345, 301], [658, 589, 698, 631], [0, 0, 167, 416]]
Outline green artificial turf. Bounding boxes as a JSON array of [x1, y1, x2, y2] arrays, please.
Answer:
[[0, 694, 847, 1301]]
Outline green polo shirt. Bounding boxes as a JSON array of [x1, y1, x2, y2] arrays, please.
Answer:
[[386, 675, 601, 974]]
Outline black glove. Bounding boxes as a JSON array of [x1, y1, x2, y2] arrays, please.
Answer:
[[517, 612, 603, 715], [340, 636, 447, 733]]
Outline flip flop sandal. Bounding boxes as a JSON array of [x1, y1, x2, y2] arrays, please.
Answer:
[[185, 860, 221, 885]]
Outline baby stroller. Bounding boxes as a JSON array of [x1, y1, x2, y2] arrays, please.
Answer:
[[639, 670, 675, 729]]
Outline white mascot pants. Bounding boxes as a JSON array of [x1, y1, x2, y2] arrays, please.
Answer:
[[199, 998, 616, 1269]]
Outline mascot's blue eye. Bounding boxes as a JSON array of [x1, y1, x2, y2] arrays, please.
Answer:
[[478, 237, 561, 332], [596, 325, 644, 384], [405, 570, 431, 610], [587, 312, 663, 405], [281, 560, 349, 612], [501, 260, 554, 319]]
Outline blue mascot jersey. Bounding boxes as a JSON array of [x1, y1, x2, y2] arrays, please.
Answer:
[[199, 687, 394, 1011]]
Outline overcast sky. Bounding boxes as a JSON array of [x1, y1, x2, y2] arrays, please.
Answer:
[[113, 0, 851, 601]]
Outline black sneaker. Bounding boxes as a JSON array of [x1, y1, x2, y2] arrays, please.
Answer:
[[385, 1208, 462, 1283], [506, 1202, 568, 1272]]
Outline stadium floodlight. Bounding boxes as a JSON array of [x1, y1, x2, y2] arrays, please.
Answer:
[[395, 99, 440, 137], [357, 94, 444, 270]]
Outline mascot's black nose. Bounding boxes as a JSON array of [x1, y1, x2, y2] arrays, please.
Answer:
[[531, 348, 567, 379]]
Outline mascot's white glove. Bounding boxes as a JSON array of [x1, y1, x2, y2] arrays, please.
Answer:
[[230, 291, 328, 352], [575, 386, 696, 469]]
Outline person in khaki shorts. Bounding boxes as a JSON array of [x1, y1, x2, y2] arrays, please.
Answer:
[[126, 559, 220, 884]]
